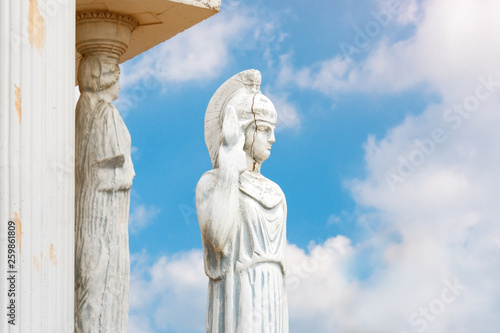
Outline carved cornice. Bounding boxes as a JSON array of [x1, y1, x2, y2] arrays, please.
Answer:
[[76, 11, 139, 30], [76, 11, 139, 59]]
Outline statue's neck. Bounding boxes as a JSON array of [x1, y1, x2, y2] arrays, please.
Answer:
[[97, 92, 114, 103], [246, 154, 261, 173]]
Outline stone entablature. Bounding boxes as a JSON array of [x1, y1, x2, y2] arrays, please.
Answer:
[[75, 0, 221, 73]]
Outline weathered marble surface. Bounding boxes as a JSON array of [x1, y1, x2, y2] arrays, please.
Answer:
[[196, 70, 289, 332], [74, 12, 137, 332], [0, 0, 75, 330], [75, 54, 135, 332]]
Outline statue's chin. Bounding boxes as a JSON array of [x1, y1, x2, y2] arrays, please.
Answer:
[[263, 150, 271, 160], [255, 153, 270, 165]]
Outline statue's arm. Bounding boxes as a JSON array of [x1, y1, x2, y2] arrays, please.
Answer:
[[196, 105, 246, 253], [196, 167, 241, 254], [93, 102, 130, 192]]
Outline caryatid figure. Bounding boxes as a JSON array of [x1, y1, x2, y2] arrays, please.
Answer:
[[74, 11, 139, 332], [75, 55, 135, 332], [196, 69, 289, 332]]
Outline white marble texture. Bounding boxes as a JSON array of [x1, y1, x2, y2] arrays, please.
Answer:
[[75, 56, 135, 333], [74, 12, 137, 332], [196, 70, 289, 332], [75, 54, 135, 333], [0, 0, 76, 331]]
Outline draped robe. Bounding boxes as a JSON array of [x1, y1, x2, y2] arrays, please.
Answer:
[[197, 170, 289, 333], [75, 93, 135, 332]]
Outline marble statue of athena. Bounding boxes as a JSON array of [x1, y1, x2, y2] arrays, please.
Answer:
[[196, 69, 289, 332]]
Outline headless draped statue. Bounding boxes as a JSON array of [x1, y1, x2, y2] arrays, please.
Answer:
[[196, 70, 289, 332], [75, 55, 135, 332]]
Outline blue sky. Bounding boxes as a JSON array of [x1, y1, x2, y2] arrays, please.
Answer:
[[114, 1, 500, 332], [122, 0, 430, 253]]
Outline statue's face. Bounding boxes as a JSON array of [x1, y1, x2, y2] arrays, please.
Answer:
[[107, 80, 120, 101], [242, 94, 277, 165], [245, 121, 276, 163]]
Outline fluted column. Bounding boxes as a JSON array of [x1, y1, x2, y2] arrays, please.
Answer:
[[0, 0, 76, 332]]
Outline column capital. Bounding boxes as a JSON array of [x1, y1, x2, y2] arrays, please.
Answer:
[[76, 10, 139, 59]]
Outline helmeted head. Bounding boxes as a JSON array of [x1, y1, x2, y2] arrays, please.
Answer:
[[205, 70, 278, 169]]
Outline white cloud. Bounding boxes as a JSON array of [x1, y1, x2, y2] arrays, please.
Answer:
[[120, 2, 258, 88], [376, 0, 422, 26], [129, 1, 500, 332], [129, 204, 161, 233], [283, 0, 500, 99], [315, 0, 500, 332], [116, 2, 302, 130], [339, 86, 500, 332], [128, 249, 207, 333], [128, 238, 353, 333], [394, 0, 422, 25]]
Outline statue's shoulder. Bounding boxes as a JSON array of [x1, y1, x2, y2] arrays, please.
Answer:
[[95, 100, 117, 115], [261, 174, 285, 196], [75, 94, 114, 123], [196, 169, 219, 198], [198, 169, 218, 183], [239, 172, 284, 209]]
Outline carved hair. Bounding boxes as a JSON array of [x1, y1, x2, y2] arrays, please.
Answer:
[[78, 55, 120, 93]]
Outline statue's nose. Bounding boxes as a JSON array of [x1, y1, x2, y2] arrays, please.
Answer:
[[269, 132, 276, 143]]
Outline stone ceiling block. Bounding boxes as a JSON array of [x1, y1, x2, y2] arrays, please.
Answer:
[[76, 0, 221, 69]]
